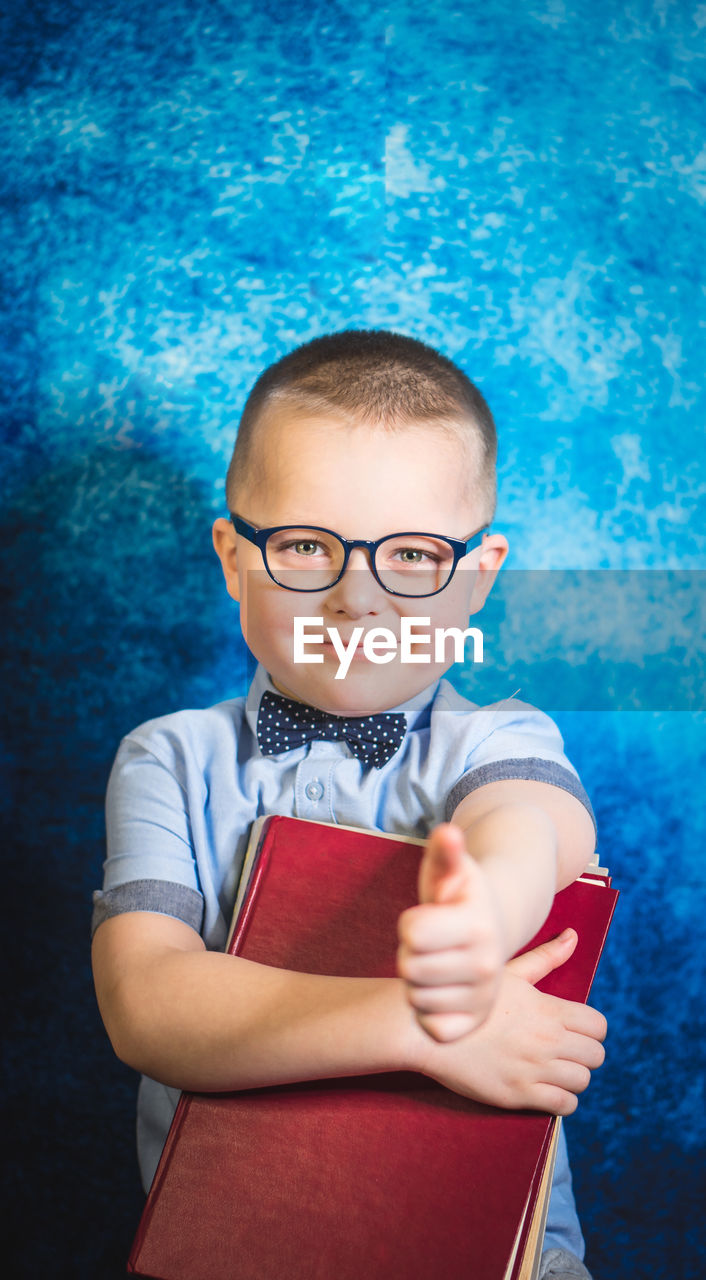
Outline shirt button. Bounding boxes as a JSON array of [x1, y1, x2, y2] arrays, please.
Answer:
[[305, 780, 324, 802]]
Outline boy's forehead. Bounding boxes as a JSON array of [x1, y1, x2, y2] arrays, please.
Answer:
[[250, 400, 483, 493]]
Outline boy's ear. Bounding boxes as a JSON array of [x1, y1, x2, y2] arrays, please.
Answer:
[[468, 533, 508, 615], [212, 517, 242, 603]]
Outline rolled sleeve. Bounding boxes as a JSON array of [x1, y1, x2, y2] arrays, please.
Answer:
[[445, 756, 596, 827], [91, 879, 205, 937]]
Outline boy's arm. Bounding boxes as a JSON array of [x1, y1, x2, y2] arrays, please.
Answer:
[[91, 910, 605, 1113], [397, 778, 596, 1042]]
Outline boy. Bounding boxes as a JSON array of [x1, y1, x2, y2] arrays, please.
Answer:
[[92, 330, 607, 1280]]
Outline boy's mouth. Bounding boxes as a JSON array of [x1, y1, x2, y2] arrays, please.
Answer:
[[319, 636, 391, 658], [321, 634, 397, 648]]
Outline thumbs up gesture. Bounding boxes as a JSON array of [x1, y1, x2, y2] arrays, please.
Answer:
[[397, 823, 507, 1042]]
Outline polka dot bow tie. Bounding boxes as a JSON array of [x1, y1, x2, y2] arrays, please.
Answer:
[[257, 690, 407, 769]]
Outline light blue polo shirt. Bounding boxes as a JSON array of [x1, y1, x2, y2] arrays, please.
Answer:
[[92, 661, 593, 1255]]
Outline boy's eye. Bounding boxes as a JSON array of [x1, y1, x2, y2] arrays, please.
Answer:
[[397, 547, 427, 564], [270, 533, 333, 558], [388, 544, 442, 567]]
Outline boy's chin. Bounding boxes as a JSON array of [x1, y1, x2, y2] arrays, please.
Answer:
[[271, 663, 446, 717]]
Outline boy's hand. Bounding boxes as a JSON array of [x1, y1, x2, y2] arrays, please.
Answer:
[[397, 823, 506, 1041], [412, 929, 608, 1115]]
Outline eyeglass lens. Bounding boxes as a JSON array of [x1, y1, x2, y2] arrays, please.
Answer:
[[264, 528, 456, 595]]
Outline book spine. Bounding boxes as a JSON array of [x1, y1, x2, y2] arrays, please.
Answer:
[[228, 816, 274, 957]]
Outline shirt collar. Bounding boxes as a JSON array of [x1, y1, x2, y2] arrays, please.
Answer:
[[244, 662, 440, 746]]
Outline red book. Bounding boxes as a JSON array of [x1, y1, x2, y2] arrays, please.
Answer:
[[128, 816, 618, 1280]]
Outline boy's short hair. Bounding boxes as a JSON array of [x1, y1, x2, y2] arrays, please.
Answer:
[[226, 329, 497, 517]]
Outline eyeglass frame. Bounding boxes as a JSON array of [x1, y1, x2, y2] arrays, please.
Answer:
[[229, 513, 490, 598]]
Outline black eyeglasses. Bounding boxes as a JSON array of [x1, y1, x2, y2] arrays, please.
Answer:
[[230, 514, 489, 598]]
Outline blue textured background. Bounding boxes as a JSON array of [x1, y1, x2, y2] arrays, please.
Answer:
[[2, 2, 705, 1276]]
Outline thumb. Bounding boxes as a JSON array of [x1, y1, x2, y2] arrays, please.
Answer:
[[418, 824, 475, 904], [507, 928, 578, 986]]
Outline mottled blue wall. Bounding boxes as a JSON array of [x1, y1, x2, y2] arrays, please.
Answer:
[[2, 2, 705, 1277]]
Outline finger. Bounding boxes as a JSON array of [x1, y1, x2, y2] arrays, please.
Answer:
[[525, 1084, 579, 1117], [415, 1009, 479, 1042], [507, 929, 578, 986], [398, 901, 491, 952], [398, 944, 488, 986], [562, 1002, 608, 1042], [557, 1030, 606, 1071], [541, 1059, 593, 1096], [418, 824, 474, 905], [406, 983, 487, 1014]]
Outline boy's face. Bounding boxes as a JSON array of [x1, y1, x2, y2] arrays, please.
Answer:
[[213, 406, 507, 716]]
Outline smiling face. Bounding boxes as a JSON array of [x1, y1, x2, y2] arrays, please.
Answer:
[[213, 404, 507, 715]]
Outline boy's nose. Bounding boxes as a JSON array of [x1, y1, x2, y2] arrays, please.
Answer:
[[327, 547, 385, 615]]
